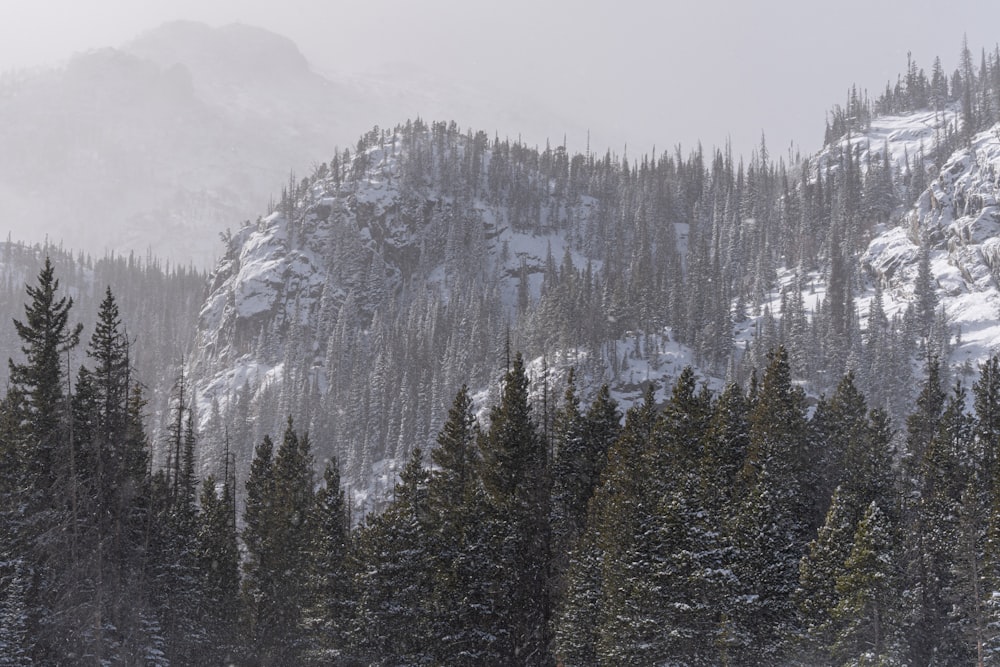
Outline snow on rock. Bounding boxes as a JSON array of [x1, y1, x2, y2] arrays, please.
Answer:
[[862, 114, 1000, 363]]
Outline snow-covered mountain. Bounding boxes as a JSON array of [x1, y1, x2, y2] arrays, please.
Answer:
[[187, 122, 613, 499], [183, 105, 1000, 504]]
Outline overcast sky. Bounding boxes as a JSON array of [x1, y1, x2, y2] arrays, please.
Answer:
[[3, 0, 1000, 160]]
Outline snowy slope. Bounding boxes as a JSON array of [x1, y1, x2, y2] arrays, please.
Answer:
[[188, 105, 1000, 511], [860, 117, 1000, 367]]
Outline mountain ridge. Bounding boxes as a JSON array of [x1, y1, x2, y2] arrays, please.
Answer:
[[184, 106, 993, 506]]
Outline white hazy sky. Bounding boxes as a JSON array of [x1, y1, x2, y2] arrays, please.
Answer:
[[3, 0, 999, 160]]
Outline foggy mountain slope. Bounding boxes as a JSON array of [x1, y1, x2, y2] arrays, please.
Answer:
[[184, 103, 1000, 507], [0, 22, 380, 268], [0, 21, 585, 269]]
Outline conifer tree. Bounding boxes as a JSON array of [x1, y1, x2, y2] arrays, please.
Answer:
[[242, 419, 315, 664], [810, 372, 869, 526], [832, 502, 907, 665], [729, 347, 811, 663], [591, 385, 660, 665], [476, 352, 551, 665], [5, 257, 82, 662], [905, 382, 975, 665], [303, 458, 353, 664], [241, 434, 276, 656], [197, 475, 240, 664], [71, 288, 158, 662], [426, 386, 492, 663], [550, 369, 588, 588], [640, 367, 717, 663], [353, 448, 433, 665], [794, 486, 856, 661]]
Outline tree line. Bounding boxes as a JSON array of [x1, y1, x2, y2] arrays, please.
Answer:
[[5, 260, 1000, 665]]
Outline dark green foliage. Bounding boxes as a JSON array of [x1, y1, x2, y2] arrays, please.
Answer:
[[5, 257, 84, 662], [303, 458, 354, 664], [241, 419, 316, 664], [352, 448, 434, 665], [425, 386, 496, 663], [591, 385, 659, 665], [476, 352, 552, 664], [831, 502, 907, 664], [197, 475, 240, 664], [906, 381, 976, 665], [729, 347, 812, 663]]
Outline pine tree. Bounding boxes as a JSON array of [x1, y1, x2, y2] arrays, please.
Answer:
[[196, 475, 240, 664], [592, 384, 661, 665], [353, 448, 434, 665], [302, 458, 353, 665], [699, 381, 750, 663], [149, 393, 204, 663], [794, 486, 856, 662], [550, 369, 589, 591], [71, 288, 158, 662], [832, 502, 907, 665], [905, 382, 976, 665], [426, 386, 493, 663], [976, 356, 1000, 659], [810, 372, 870, 527], [728, 347, 811, 663], [5, 257, 82, 663], [476, 352, 552, 664], [241, 434, 277, 657], [241, 419, 315, 664], [640, 367, 717, 663]]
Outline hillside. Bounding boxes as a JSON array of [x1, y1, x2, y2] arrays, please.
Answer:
[[184, 101, 995, 502]]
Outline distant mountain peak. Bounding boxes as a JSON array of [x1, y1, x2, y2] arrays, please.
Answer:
[[125, 20, 311, 84]]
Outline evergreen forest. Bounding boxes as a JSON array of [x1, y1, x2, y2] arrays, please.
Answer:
[[4, 259, 1000, 665]]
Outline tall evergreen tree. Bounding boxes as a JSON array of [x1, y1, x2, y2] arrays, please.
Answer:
[[729, 347, 811, 663], [477, 352, 552, 665], [591, 385, 660, 665], [302, 458, 354, 664], [906, 382, 976, 665], [353, 448, 433, 665], [242, 419, 315, 665], [5, 257, 83, 663], [426, 386, 494, 663], [196, 475, 240, 664], [831, 502, 907, 665]]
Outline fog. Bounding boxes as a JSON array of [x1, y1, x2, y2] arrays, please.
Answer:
[[6, 0, 1000, 156], [1, 0, 998, 263]]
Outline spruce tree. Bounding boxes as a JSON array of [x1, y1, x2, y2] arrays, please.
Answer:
[[832, 502, 907, 665], [642, 367, 717, 663], [5, 257, 82, 663], [196, 475, 240, 664], [591, 384, 660, 665], [794, 486, 856, 662], [242, 419, 315, 664], [426, 386, 492, 663], [353, 448, 433, 665], [550, 369, 588, 591], [728, 347, 811, 663], [905, 383, 976, 665], [302, 458, 353, 664], [476, 352, 552, 664]]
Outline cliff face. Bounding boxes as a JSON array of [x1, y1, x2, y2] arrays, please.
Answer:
[[861, 113, 1000, 365]]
